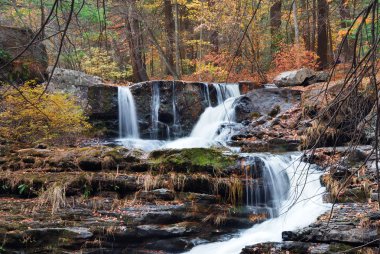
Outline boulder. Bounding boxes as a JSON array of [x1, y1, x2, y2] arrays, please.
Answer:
[[0, 25, 48, 82], [273, 68, 315, 87], [234, 88, 301, 122]]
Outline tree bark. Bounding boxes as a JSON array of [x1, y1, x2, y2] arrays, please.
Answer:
[[293, 0, 300, 44], [317, 0, 329, 69], [270, 1, 282, 54], [174, 0, 181, 77], [339, 0, 352, 62], [311, 0, 317, 51], [163, 0, 176, 76], [301, 0, 312, 50], [126, 1, 149, 82]]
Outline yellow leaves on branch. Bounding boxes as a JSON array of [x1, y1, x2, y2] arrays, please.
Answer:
[[0, 82, 91, 144], [82, 47, 131, 81]]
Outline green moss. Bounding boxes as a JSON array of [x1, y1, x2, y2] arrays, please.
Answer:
[[269, 105, 281, 117], [251, 112, 261, 118], [329, 243, 354, 253], [148, 148, 237, 174]]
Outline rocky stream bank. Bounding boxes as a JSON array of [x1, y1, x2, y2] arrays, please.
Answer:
[[0, 66, 379, 253]]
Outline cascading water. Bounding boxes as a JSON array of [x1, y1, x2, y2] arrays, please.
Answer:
[[202, 83, 211, 107], [186, 153, 330, 254], [163, 83, 241, 148], [172, 81, 182, 138], [116, 83, 329, 253], [151, 82, 160, 140], [243, 155, 290, 218], [118, 86, 140, 138]]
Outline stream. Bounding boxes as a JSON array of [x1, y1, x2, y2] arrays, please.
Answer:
[[117, 83, 330, 253]]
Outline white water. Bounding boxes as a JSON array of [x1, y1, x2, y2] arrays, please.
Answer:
[[118, 87, 140, 138], [117, 83, 329, 253], [163, 83, 241, 149], [117, 83, 241, 150], [151, 82, 161, 140], [186, 154, 330, 254]]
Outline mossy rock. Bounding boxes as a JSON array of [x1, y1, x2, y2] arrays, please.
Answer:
[[148, 148, 238, 174]]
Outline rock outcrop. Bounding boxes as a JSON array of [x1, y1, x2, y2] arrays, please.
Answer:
[[231, 88, 303, 152], [47, 67, 118, 137], [0, 145, 272, 253], [0, 25, 48, 82]]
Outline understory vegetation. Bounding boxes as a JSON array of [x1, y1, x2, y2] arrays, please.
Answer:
[[0, 81, 90, 144]]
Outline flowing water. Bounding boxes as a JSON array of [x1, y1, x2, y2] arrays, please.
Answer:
[[117, 83, 241, 150], [151, 82, 160, 140], [186, 154, 329, 254], [163, 83, 241, 149], [117, 83, 329, 253], [118, 87, 140, 138]]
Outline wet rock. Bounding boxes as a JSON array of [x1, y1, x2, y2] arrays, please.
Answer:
[[282, 203, 379, 247], [152, 188, 175, 200], [144, 237, 196, 252], [78, 157, 102, 171], [241, 241, 329, 254], [136, 223, 191, 238], [186, 193, 218, 204], [35, 143, 48, 149], [138, 188, 175, 201], [371, 193, 379, 202], [273, 68, 315, 87], [130, 81, 211, 139], [234, 88, 301, 123]]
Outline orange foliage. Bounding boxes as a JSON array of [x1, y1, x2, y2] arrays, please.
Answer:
[[181, 52, 263, 83], [271, 43, 319, 75]]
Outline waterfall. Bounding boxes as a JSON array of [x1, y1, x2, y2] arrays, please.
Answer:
[[118, 87, 139, 138], [172, 81, 182, 138], [214, 83, 240, 104], [202, 83, 211, 107], [190, 83, 240, 139], [164, 83, 241, 149], [151, 82, 160, 139], [243, 155, 290, 218], [186, 154, 330, 254]]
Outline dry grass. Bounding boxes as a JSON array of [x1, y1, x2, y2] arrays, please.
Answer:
[[37, 182, 67, 215]]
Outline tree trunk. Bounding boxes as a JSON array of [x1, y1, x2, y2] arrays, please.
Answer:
[[270, 1, 282, 54], [301, 0, 312, 50], [40, 0, 45, 39], [293, 0, 300, 44], [339, 0, 351, 62], [174, 0, 181, 78], [163, 0, 176, 76], [311, 0, 317, 51], [126, 1, 149, 82], [317, 0, 329, 69]]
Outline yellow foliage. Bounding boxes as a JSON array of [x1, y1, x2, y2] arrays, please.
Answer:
[[0, 83, 91, 144], [82, 47, 131, 81]]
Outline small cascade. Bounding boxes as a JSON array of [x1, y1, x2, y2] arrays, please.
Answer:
[[202, 83, 211, 107], [164, 83, 241, 149], [172, 81, 182, 138], [118, 87, 140, 138], [151, 82, 160, 139], [214, 83, 241, 104], [242, 155, 290, 218], [190, 83, 240, 139], [186, 154, 329, 254]]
